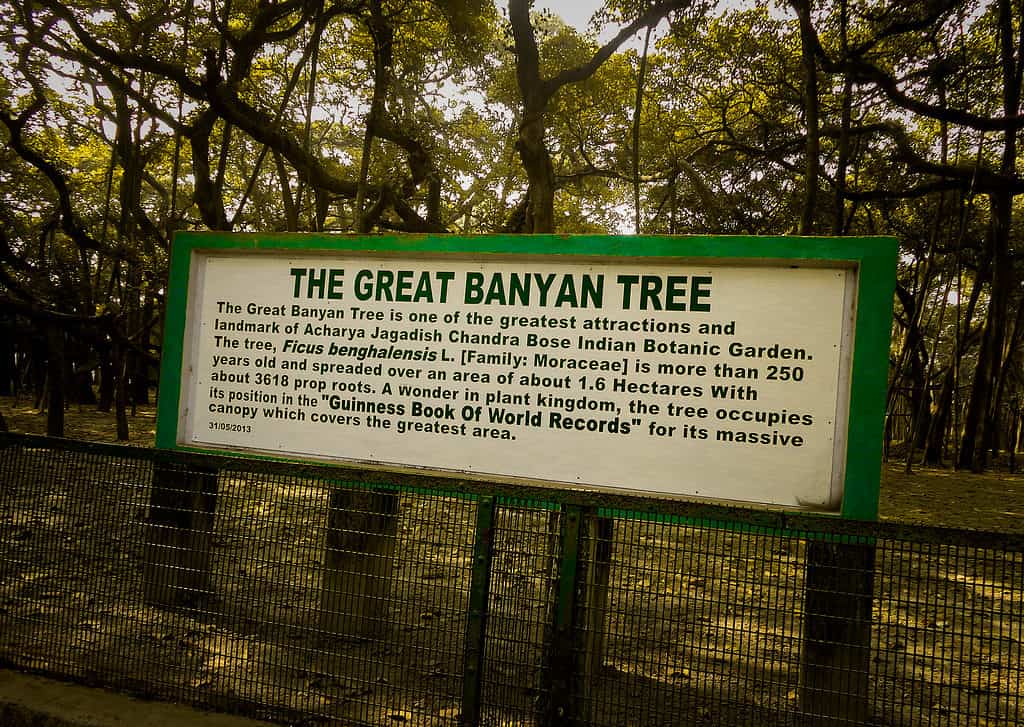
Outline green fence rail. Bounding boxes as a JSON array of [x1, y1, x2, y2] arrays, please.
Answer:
[[1, 433, 1021, 725]]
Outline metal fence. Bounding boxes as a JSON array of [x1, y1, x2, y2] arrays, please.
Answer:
[[0, 432, 1021, 726]]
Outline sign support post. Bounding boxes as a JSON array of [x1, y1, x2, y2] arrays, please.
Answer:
[[142, 462, 219, 606], [320, 487, 400, 638], [800, 539, 876, 724]]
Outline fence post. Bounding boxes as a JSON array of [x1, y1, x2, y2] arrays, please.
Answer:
[[579, 514, 613, 718], [142, 461, 219, 606], [539, 505, 582, 725], [461, 495, 496, 727], [800, 538, 876, 724], [320, 487, 399, 639], [538, 507, 614, 725]]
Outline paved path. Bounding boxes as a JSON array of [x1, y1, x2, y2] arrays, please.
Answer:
[[0, 670, 275, 726]]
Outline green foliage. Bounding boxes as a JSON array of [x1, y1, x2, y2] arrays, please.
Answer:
[[0, 0, 1021, 462]]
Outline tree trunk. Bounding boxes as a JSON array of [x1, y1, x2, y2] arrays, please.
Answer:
[[632, 26, 653, 234], [71, 362, 97, 405], [906, 338, 931, 454], [963, 0, 1023, 471], [274, 150, 299, 231], [114, 345, 130, 441], [46, 325, 65, 437], [189, 111, 231, 230], [507, 0, 677, 234], [791, 0, 820, 235], [960, 197, 1013, 472], [1009, 404, 1020, 473], [516, 109, 555, 233], [959, 227, 1008, 471], [0, 315, 13, 396], [97, 343, 114, 412], [891, 284, 932, 458], [833, 76, 853, 235], [981, 0, 1022, 465], [833, 0, 851, 235], [669, 174, 677, 234], [134, 287, 154, 405], [355, 0, 392, 233], [924, 366, 955, 465], [32, 338, 46, 408], [990, 293, 1024, 455]]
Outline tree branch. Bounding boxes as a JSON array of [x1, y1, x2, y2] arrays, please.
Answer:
[[0, 97, 139, 263], [545, 1, 692, 96]]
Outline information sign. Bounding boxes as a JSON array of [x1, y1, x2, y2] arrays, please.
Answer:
[[157, 234, 896, 516]]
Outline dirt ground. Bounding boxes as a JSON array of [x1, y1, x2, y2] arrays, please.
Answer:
[[2, 395, 1022, 533], [1, 396, 1021, 726]]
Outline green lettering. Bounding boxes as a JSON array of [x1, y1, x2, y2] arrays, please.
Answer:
[[375, 270, 394, 301], [436, 271, 454, 303], [580, 274, 604, 308], [665, 275, 687, 311], [413, 271, 434, 302], [555, 275, 578, 308], [508, 273, 530, 305], [618, 274, 639, 309], [290, 268, 306, 298], [395, 270, 414, 302], [485, 274, 506, 305], [640, 275, 662, 311], [354, 269, 373, 301], [534, 273, 557, 305], [465, 272, 484, 304], [691, 275, 712, 312]]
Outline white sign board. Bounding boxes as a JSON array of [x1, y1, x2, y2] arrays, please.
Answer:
[[174, 250, 857, 508]]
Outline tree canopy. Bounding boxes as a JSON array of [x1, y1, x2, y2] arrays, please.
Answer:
[[0, 0, 1022, 472]]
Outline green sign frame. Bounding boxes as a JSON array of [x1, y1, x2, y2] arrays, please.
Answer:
[[156, 233, 896, 520]]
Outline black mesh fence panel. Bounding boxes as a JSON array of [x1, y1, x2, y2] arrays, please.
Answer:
[[1, 433, 1021, 726]]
